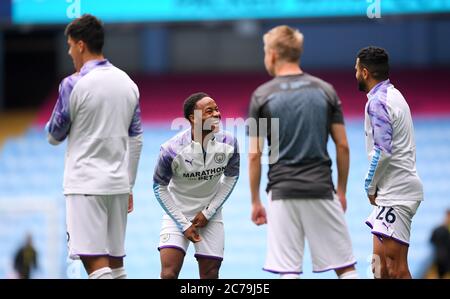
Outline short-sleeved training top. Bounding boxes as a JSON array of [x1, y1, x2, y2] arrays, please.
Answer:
[[248, 73, 344, 200]]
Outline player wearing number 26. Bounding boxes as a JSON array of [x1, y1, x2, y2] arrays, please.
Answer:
[[355, 46, 424, 279]]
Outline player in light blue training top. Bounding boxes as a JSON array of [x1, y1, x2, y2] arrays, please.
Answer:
[[153, 92, 239, 279], [355, 46, 423, 279]]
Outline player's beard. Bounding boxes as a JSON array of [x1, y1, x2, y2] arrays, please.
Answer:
[[357, 77, 367, 92]]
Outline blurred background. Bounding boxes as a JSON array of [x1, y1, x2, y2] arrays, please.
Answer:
[[0, 0, 449, 279]]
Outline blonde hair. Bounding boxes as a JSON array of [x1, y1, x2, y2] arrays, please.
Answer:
[[263, 25, 304, 63]]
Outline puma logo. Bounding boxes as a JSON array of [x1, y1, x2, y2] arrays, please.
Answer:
[[185, 158, 193, 166]]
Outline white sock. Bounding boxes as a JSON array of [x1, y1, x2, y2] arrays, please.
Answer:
[[339, 270, 359, 279], [111, 267, 127, 279], [88, 267, 113, 279], [280, 273, 300, 279]]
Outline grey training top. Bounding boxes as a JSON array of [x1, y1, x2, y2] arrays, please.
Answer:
[[247, 73, 344, 200]]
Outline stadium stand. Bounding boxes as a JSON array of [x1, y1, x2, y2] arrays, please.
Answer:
[[1, 71, 449, 278]]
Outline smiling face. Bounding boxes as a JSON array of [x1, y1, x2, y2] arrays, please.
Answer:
[[191, 96, 221, 133]]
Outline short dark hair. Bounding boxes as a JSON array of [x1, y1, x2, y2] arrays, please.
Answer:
[[65, 14, 104, 54], [184, 92, 209, 121], [357, 46, 389, 81]]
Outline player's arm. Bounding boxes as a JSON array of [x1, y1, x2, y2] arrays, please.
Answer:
[[365, 98, 393, 197], [153, 147, 192, 233], [249, 135, 266, 225], [45, 75, 77, 145], [247, 93, 267, 226], [197, 139, 240, 226], [127, 103, 143, 213], [128, 102, 144, 194], [327, 87, 349, 211], [126, 87, 143, 213], [330, 123, 350, 212]]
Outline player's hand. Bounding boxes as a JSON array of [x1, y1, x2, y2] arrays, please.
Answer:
[[184, 225, 201, 243], [336, 190, 347, 212], [128, 193, 134, 213], [251, 202, 267, 226], [192, 212, 208, 228], [368, 194, 377, 206]]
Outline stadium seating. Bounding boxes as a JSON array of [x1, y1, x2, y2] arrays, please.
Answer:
[[1, 118, 449, 278]]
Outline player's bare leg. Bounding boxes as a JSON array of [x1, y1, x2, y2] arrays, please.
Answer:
[[383, 237, 411, 279], [109, 257, 123, 269], [372, 235, 388, 278], [160, 248, 185, 279], [109, 257, 126, 279], [197, 258, 222, 279], [80, 255, 109, 273], [335, 265, 359, 279], [80, 255, 112, 278]]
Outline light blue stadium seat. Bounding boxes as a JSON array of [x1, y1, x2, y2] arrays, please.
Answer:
[[1, 120, 450, 278]]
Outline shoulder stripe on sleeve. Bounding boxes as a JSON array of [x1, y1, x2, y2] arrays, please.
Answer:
[[365, 148, 381, 194], [47, 75, 80, 142], [153, 183, 184, 231]]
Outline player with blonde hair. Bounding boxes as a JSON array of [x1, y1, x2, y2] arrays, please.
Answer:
[[248, 25, 358, 279]]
